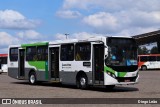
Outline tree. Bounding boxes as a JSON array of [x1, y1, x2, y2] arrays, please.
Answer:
[[138, 46, 149, 55], [150, 46, 159, 54]]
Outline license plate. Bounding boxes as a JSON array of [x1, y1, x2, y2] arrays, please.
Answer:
[[132, 73, 136, 76], [125, 79, 130, 82]]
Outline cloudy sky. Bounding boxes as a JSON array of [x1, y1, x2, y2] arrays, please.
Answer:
[[0, 0, 160, 53]]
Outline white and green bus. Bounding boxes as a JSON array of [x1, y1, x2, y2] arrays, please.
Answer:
[[8, 36, 139, 89]]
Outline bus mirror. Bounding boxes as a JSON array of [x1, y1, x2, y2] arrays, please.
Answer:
[[105, 55, 108, 59], [105, 49, 108, 54], [105, 48, 108, 60], [108, 47, 111, 52]]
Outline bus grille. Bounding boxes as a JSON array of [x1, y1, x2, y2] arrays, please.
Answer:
[[116, 76, 137, 82], [108, 65, 138, 72]]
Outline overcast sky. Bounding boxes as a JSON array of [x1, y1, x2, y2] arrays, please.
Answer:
[[0, 0, 160, 53]]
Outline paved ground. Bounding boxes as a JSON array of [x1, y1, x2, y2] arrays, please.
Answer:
[[0, 70, 159, 107]]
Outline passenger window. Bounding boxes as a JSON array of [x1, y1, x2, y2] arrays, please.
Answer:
[[26, 47, 37, 61], [140, 56, 147, 62], [10, 48, 18, 61], [75, 43, 91, 61], [61, 44, 74, 61], [157, 56, 160, 61], [0, 57, 7, 64], [37, 46, 48, 61], [148, 56, 156, 61]]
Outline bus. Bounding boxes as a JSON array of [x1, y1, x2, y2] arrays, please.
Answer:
[[138, 54, 160, 70], [8, 36, 139, 89], [0, 54, 8, 73]]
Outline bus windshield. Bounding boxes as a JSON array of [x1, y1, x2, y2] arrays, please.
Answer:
[[106, 37, 138, 66]]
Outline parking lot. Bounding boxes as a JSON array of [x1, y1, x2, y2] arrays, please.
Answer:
[[0, 70, 159, 106]]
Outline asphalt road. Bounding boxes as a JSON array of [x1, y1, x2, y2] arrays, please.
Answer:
[[0, 70, 159, 107]]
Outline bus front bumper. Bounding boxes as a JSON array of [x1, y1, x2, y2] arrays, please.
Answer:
[[104, 72, 139, 85]]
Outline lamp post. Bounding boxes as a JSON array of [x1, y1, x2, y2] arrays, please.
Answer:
[[65, 34, 69, 39]]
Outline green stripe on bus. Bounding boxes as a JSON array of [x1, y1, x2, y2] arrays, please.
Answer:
[[104, 66, 127, 77], [21, 42, 48, 47], [118, 72, 127, 77], [28, 61, 46, 69], [104, 66, 115, 74], [45, 61, 49, 80], [28, 61, 49, 80]]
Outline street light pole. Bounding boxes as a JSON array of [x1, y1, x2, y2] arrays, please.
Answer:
[[65, 34, 69, 39]]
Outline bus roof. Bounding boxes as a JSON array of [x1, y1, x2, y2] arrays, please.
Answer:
[[110, 36, 132, 38], [9, 45, 21, 47], [49, 36, 107, 45], [21, 42, 49, 47], [9, 36, 134, 47]]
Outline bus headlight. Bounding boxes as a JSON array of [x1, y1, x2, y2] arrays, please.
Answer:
[[111, 74, 116, 78], [107, 72, 116, 78], [107, 72, 111, 75]]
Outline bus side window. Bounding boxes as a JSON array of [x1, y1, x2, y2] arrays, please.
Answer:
[[157, 56, 160, 61], [75, 43, 91, 61], [10, 48, 18, 61], [140, 56, 147, 62], [148, 56, 156, 61], [0, 57, 7, 65], [26, 47, 37, 61], [37, 46, 48, 61], [60, 44, 74, 61]]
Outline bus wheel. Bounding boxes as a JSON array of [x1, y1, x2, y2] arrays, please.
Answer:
[[77, 75, 88, 89], [29, 72, 37, 85], [105, 85, 115, 90], [141, 65, 147, 70]]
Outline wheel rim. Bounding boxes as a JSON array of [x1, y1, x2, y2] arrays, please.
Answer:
[[30, 75, 35, 84], [80, 77, 86, 86], [142, 66, 146, 70]]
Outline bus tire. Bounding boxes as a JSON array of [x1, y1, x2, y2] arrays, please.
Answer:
[[29, 72, 37, 85], [141, 65, 147, 70], [77, 74, 88, 89]]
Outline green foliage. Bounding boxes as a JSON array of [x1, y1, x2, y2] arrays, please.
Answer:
[[150, 46, 159, 54], [138, 46, 159, 55], [138, 46, 149, 55]]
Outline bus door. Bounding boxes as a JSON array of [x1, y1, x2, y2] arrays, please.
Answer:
[[49, 47, 59, 81], [18, 49, 25, 78], [93, 44, 104, 85]]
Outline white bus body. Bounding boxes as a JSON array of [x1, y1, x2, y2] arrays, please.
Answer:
[[138, 54, 160, 70], [8, 36, 139, 89]]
